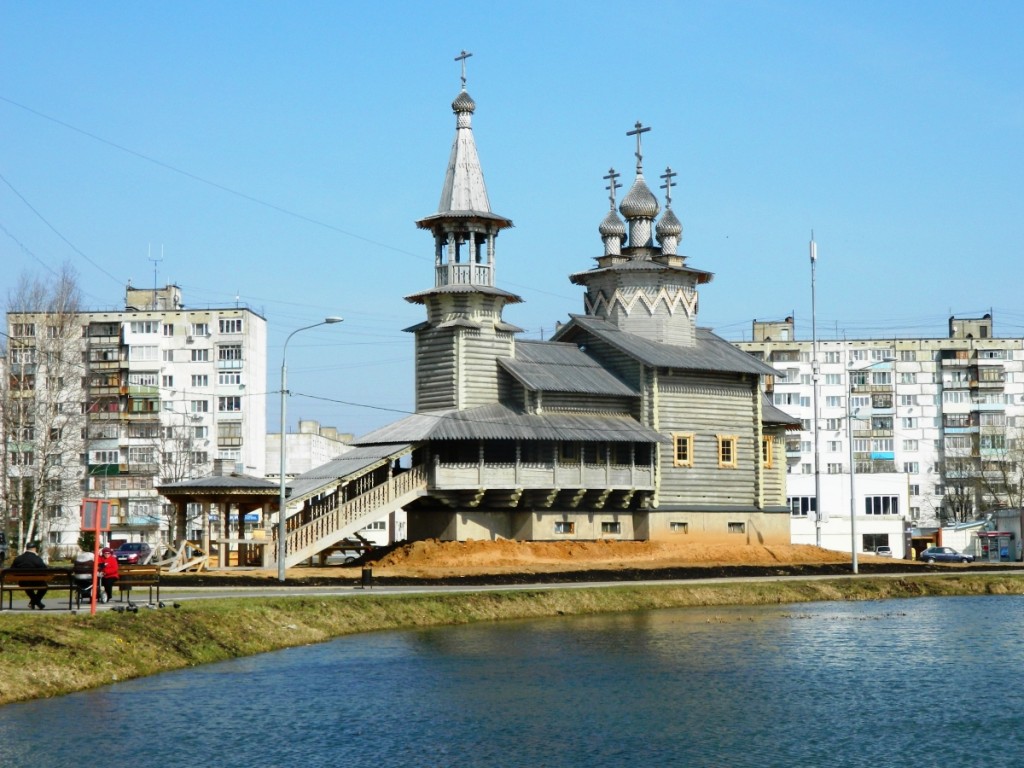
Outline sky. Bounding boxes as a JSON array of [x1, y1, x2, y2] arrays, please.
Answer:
[[2, 1, 1022, 437]]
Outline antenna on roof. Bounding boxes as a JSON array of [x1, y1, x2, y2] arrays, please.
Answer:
[[148, 244, 163, 310]]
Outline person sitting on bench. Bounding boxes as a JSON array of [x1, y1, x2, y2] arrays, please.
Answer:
[[11, 541, 47, 610]]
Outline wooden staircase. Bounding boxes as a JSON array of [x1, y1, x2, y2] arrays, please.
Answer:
[[275, 464, 428, 569]]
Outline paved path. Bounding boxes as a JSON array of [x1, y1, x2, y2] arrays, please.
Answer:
[[5, 565, 1019, 612]]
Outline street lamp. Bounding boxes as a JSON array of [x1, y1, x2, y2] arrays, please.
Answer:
[[278, 317, 343, 582], [847, 357, 895, 574]]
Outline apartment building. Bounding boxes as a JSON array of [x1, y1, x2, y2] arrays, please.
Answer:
[[734, 315, 1024, 549], [4, 284, 266, 553]]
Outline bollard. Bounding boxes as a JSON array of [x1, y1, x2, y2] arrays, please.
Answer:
[[361, 566, 373, 590]]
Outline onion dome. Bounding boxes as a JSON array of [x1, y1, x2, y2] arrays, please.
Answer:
[[599, 209, 626, 238], [656, 207, 682, 239], [452, 89, 476, 114], [619, 176, 660, 220]]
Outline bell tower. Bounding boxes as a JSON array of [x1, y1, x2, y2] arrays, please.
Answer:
[[405, 52, 522, 412]]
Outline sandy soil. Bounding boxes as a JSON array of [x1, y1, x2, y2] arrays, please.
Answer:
[[366, 538, 881, 579]]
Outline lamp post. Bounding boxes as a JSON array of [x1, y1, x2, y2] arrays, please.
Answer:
[[278, 317, 343, 582], [847, 357, 895, 574]]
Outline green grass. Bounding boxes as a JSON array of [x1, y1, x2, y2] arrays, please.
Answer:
[[2, 573, 1022, 706]]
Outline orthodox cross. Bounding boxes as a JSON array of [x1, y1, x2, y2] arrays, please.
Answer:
[[603, 168, 621, 209], [455, 50, 473, 89], [626, 121, 651, 172], [660, 167, 677, 207]]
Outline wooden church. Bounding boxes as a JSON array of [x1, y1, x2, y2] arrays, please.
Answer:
[[352, 62, 798, 546]]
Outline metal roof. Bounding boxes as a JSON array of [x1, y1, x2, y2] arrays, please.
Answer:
[[286, 443, 414, 504], [404, 284, 523, 305], [569, 258, 714, 285], [761, 396, 802, 428], [354, 403, 666, 444], [158, 473, 279, 495], [499, 340, 639, 396], [556, 315, 778, 376]]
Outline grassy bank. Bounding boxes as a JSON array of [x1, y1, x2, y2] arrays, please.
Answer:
[[3, 573, 1023, 706]]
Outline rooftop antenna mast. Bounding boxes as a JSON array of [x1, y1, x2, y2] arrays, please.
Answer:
[[148, 244, 163, 310]]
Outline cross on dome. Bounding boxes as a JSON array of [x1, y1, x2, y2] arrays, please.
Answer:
[[603, 168, 621, 209], [455, 50, 473, 89], [626, 121, 651, 172], [660, 167, 677, 207]]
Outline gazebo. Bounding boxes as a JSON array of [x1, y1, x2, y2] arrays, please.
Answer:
[[157, 461, 280, 571]]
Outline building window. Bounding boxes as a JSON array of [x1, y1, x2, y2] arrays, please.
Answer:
[[191, 451, 208, 465], [909, 485, 920, 496], [11, 323, 35, 337], [219, 318, 243, 334], [130, 345, 158, 361], [190, 400, 209, 413], [899, 395, 916, 407], [864, 496, 899, 515], [904, 462, 919, 474], [850, 350, 867, 362], [193, 426, 208, 439], [191, 349, 210, 363], [902, 439, 919, 451], [788, 496, 817, 517], [901, 417, 917, 429], [219, 372, 242, 385], [128, 447, 154, 464], [672, 433, 694, 467], [900, 350, 916, 362], [600, 522, 621, 535], [762, 436, 774, 468], [218, 344, 243, 361], [825, 373, 842, 385], [825, 418, 842, 431], [827, 463, 843, 474], [717, 436, 738, 468], [192, 374, 208, 387], [825, 396, 843, 408], [554, 521, 575, 534], [129, 321, 159, 334], [669, 521, 689, 533], [824, 351, 841, 363], [559, 443, 580, 464], [900, 372, 915, 384], [827, 440, 842, 452], [190, 323, 209, 337], [163, 323, 174, 336], [728, 522, 746, 534], [218, 396, 242, 412]]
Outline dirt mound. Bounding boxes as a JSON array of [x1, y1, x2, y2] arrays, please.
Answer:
[[371, 538, 857, 578]]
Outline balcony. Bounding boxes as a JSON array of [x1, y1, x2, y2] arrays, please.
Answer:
[[431, 461, 654, 492]]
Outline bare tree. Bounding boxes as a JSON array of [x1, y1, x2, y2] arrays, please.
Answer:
[[2, 264, 85, 554]]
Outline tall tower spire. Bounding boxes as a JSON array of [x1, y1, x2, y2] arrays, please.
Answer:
[[416, 50, 512, 289], [407, 55, 522, 413]]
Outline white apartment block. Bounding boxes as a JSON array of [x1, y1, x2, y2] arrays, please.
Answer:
[[734, 314, 1024, 540], [4, 284, 266, 553]]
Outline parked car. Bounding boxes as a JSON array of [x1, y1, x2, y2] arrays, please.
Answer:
[[874, 545, 893, 557], [114, 541, 153, 565], [919, 546, 974, 564]]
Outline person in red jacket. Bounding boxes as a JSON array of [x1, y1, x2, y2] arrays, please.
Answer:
[[97, 547, 120, 603]]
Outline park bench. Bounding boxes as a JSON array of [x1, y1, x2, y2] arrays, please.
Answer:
[[0, 567, 75, 611], [117, 564, 162, 604]]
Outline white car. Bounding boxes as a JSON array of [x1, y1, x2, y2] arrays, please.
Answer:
[[874, 545, 893, 557]]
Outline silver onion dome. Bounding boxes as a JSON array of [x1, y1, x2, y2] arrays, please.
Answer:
[[619, 176, 660, 220], [452, 89, 476, 113], [599, 209, 627, 237], [656, 207, 682, 238]]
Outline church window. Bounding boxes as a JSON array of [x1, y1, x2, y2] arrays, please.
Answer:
[[672, 433, 694, 467], [761, 436, 774, 468]]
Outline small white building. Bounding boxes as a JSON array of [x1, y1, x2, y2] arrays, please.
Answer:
[[788, 473, 910, 558]]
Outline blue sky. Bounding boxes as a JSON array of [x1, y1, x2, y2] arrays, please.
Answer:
[[2, 1, 1022, 436]]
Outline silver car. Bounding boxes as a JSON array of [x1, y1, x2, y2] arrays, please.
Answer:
[[920, 546, 974, 564]]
